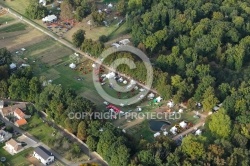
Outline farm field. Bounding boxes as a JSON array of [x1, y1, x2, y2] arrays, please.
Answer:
[[0, 22, 27, 33], [0, 15, 14, 24], [0, 0, 28, 15]]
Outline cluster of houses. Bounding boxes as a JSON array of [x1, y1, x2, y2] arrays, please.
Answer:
[[0, 101, 29, 127], [0, 100, 55, 165]]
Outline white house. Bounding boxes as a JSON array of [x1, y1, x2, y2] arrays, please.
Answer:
[[5, 139, 23, 154], [33, 146, 54, 165]]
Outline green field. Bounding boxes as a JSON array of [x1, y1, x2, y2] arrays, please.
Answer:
[[0, 22, 27, 32], [25, 115, 55, 142], [0, 144, 33, 166], [0, 0, 28, 15], [0, 15, 15, 24]]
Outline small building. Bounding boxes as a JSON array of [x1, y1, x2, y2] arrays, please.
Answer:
[[15, 119, 28, 127], [0, 130, 12, 143], [0, 103, 26, 118], [33, 146, 55, 165], [42, 15, 57, 22], [5, 138, 23, 154], [14, 108, 26, 120]]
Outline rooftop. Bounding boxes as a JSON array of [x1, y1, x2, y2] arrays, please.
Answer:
[[34, 146, 53, 160]]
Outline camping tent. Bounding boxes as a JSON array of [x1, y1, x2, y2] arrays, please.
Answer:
[[155, 96, 162, 102], [148, 93, 155, 99], [179, 121, 187, 128], [42, 15, 57, 22], [92, 64, 96, 68], [178, 109, 183, 113], [154, 132, 160, 137], [167, 101, 174, 108], [130, 80, 136, 85], [106, 72, 115, 79], [9, 63, 16, 69], [170, 126, 177, 135], [69, 63, 76, 69], [195, 129, 202, 135], [163, 131, 168, 136], [123, 80, 128, 84], [108, 3, 113, 8], [119, 39, 130, 45]]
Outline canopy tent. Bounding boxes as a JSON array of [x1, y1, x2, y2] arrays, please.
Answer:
[[42, 15, 57, 22], [92, 64, 96, 68], [134, 86, 138, 90], [123, 80, 128, 84], [111, 43, 120, 48], [179, 121, 187, 128], [148, 93, 155, 99], [119, 39, 130, 45], [108, 3, 113, 8], [170, 126, 177, 135], [154, 132, 160, 137], [69, 63, 76, 69], [118, 77, 123, 82], [39, 0, 46, 6], [9, 63, 16, 69], [178, 109, 183, 113], [120, 103, 124, 107], [195, 129, 202, 135], [106, 72, 115, 79], [163, 131, 168, 136], [122, 129, 126, 133], [130, 80, 136, 85], [155, 96, 162, 102], [139, 88, 145, 92], [167, 101, 174, 108]]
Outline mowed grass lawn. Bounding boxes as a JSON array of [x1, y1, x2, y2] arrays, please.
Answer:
[[1, 0, 28, 14], [0, 143, 33, 166], [26, 115, 55, 143], [0, 15, 15, 24], [0, 22, 27, 32]]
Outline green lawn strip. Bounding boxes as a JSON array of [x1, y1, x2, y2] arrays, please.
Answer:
[[0, 15, 15, 24], [0, 0, 28, 15], [0, 22, 27, 32], [0, 143, 33, 166], [25, 115, 55, 143]]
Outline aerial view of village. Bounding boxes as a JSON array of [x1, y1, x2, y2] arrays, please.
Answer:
[[0, 0, 250, 166]]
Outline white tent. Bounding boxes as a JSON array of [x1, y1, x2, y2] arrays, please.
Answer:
[[21, 48, 26, 51], [163, 131, 168, 136], [118, 77, 123, 82], [111, 43, 120, 48], [195, 129, 202, 135], [126, 84, 132, 90], [69, 63, 76, 69], [92, 64, 96, 68], [178, 109, 183, 113], [9, 63, 16, 69], [42, 15, 57, 22], [139, 88, 145, 92], [119, 39, 130, 45], [130, 80, 136, 85], [122, 129, 126, 133], [120, 103, 124, 107], [123, 80, 128, 84], [134, 86, 139, 90], [148, 93, 155, 99], [179, 121, 187, 128], [106, 72, 115, 79], [154, 132, 160, 137], [170, 126, 177, 135], [137, 107, 142, 111], [167, 101, 174, 108], [155, 96, 162, 102], [39, 0, 46, 6], [21, 64, 30, 67], [108, 3, 113, 8]]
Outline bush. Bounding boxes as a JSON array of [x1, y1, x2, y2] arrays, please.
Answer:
[[99, 35, 109, 42]]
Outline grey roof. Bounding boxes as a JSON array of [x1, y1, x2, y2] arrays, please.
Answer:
[[34, 146, 53, 160]]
